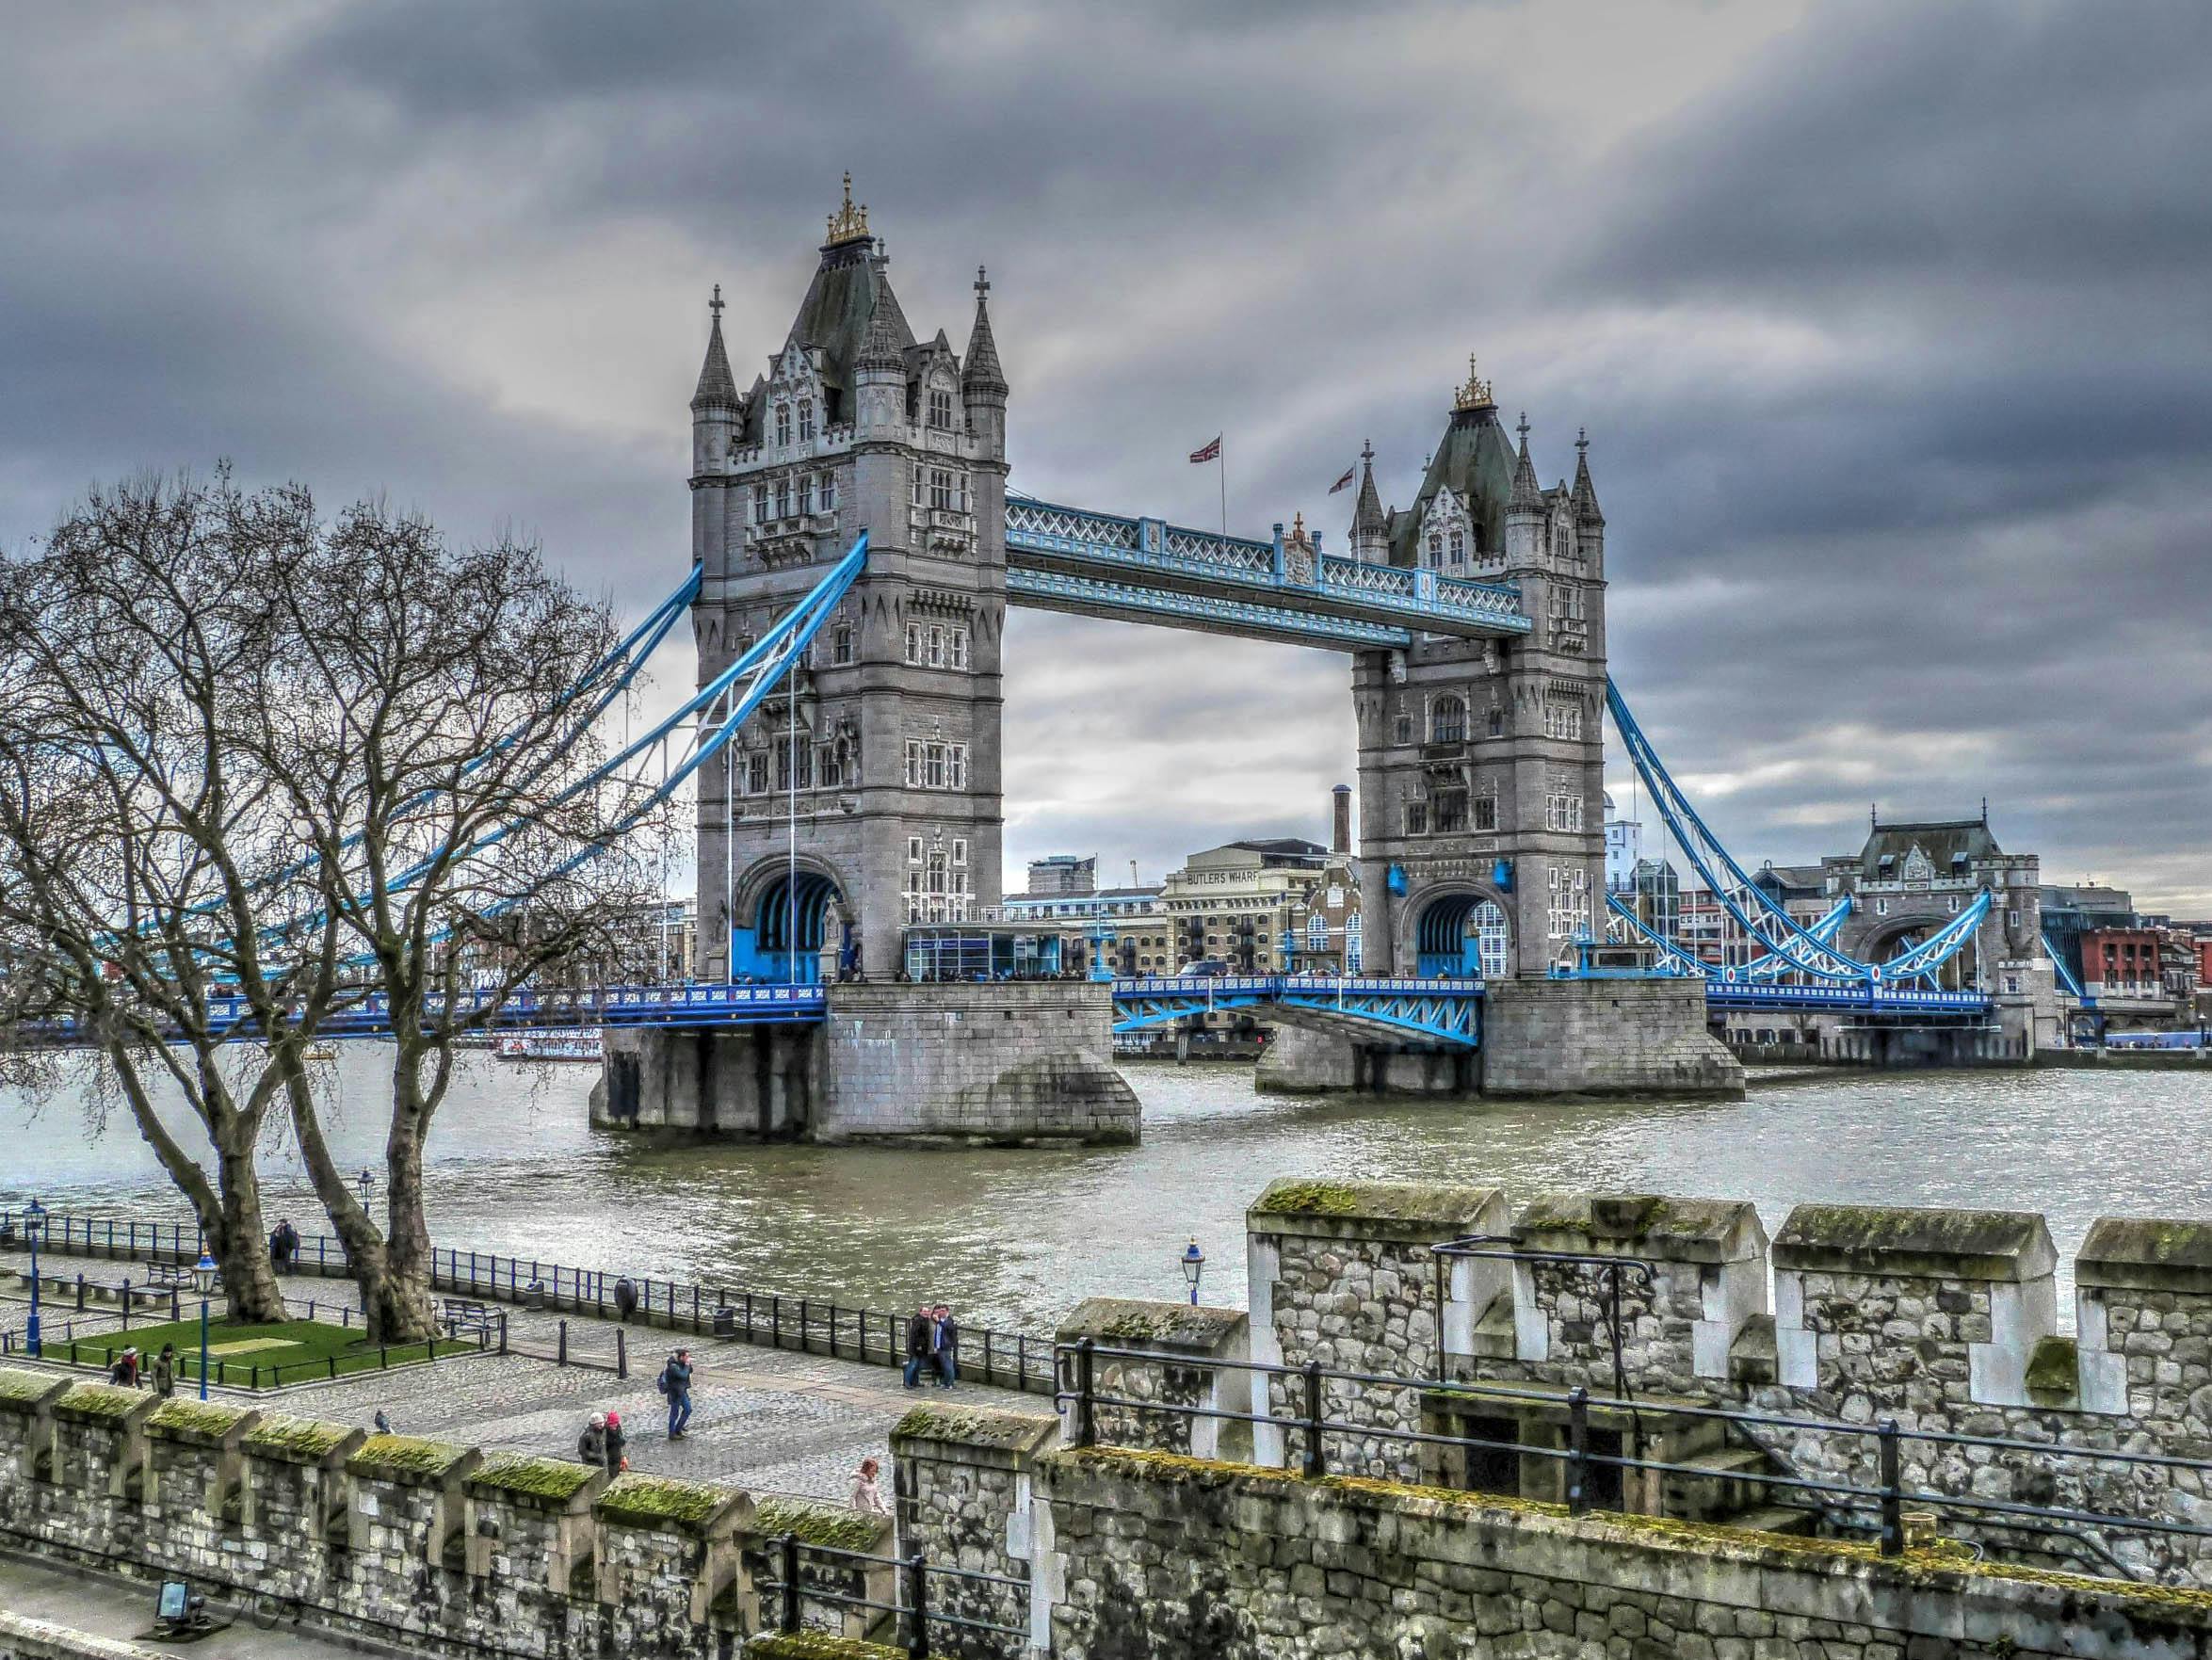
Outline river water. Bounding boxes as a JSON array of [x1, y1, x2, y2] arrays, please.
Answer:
[[6, 1052, 2208, 1332]]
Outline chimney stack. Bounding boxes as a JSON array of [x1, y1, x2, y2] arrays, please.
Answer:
[[1331, 784, 1352, 857]]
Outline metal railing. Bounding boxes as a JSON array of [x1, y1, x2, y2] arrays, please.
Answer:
[[0, 1204, 1058, 1394], [759, 1532, 1027, 1657], [1055, 1337, 2212, 1579]]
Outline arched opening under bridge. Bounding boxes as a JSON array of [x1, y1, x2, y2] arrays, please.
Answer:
[[733, 864, 846, 984], [1415, 891, 1510, 979]]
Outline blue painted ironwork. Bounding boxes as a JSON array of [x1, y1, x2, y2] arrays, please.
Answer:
[[1703, 981, 1992, 1015], [1005, 495, 1529, 643], [2044, 930, 2089, 1003], [1110, 974, 1482, 1048]]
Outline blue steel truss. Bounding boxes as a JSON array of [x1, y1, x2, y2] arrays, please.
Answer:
[[1005, 495, 1529, 645], [1110, 974, 1482, 1048]]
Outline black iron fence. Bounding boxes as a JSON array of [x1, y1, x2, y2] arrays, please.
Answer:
[[0, 1203, 1058, 1394], [758, 1532, 1028, 1657], [1057, 1337, 2212, 1583]]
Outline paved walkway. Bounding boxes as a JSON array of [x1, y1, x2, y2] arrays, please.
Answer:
[[0, 1244, 1051, 1504], [0, 1550, 414, 1657]]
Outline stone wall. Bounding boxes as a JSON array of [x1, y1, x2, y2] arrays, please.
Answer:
[[1245, 1178, 2212, 1585], [1052, 1299, 1250, 1462], [597, 982, 1138, 1146], [0, 1375, 814, 1659], [1245, 1179, 1509, 1479], [1036, 1442, 2212, 1660], [1482, 976, 1743, 1097], [891, 1403, 1054, 1658]]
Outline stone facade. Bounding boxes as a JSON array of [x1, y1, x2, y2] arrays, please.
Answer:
[[890, 1404, 1054, 1657], [691, 186, 1009, 981], [1481, 976, 1742, 1097], [1053, 1299, 1250, 1463], [594, 981, 1138, 1145]]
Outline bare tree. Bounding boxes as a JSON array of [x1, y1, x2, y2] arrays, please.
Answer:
[[246, 500, 674, 1342], [0, 475, 336, 1319], [0, 475, 674, 1340]]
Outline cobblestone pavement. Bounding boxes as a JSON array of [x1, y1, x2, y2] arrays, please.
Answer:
[[0, 1243, 1054, 1505]]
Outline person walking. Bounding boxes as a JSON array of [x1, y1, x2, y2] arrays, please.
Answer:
[[607, 1411, 632, 1472], [850, 1456, 889, 1517], [613, 1276, 638, 1324], [108, 1346, 140, 1388], [151, 1344, 176, 1398], [933, 1305, 960, 1389], [903, 1304, 935, 1390], [659, 1349, 694, 1440]]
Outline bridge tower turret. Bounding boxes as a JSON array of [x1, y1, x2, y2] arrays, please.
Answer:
[[689, 285, 740, 578], [1351, 360, 1607, 981]]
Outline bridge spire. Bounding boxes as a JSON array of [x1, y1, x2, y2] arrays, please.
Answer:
[[1350, 439, 1387, 556], [690, 284, 737, 411], [962, 263, 1008, 397], [1571, 425, 1604, 525], [1509, 412, 1542, 511]]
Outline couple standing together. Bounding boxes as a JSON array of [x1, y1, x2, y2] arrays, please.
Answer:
[[902, 1302, 958, 1388]]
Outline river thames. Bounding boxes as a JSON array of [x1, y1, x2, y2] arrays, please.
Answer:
[[8, 1054, 2209, 1331]]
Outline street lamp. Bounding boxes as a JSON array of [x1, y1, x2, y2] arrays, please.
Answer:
[[192, 1251, 218, 1402], [1180, 1238, 1205, 1307], [24, 1199, 46, 1358], [355, 1168, 376, 1210]]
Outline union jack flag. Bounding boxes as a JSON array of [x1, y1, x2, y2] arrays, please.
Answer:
[[1188, 435, 1221, 463]]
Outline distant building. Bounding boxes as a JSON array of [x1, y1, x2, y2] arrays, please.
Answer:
[[1628, 857, 1680, 938], [1026, 855, 1096, 896], [1604, 791, 1643, 894]]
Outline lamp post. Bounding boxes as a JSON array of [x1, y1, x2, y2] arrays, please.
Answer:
[[24, 1199, 46, 1358], [356, 1168, 376, 1211], [192, 1251, 218, 1401], [1180, 1238, 1205, 1307]]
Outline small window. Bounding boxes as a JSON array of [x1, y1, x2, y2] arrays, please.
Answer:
[[1404, 800, 1429, 835], [775, 479, 790, 519], [747, 753, 768, 794], [832, 624, 853, 665], [799, 475, 815, 515], [775, 404, 792, 446], [907, 836, 923, 863], [1473, 796, 1498, 832], [952, 839, 968, 865], [928, 626, 945, 668], [1394, 715, 1413, 747], [928, 387, 954, 430], [820, 474, 837, 511], [798, 399, 815, 443], [930, 469, 957, 510], [1487, 705, 1503, 737], [906, 622, 924, 664], [949, 627, 969, 669], [752, 483, 769, 522], [1433, 789, 1468, 834]]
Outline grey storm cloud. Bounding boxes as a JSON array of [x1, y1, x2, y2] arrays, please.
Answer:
[[0, 0, 2204, 909]]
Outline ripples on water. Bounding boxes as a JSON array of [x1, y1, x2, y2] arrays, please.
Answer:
[[8, 1050, 2210, 1331]]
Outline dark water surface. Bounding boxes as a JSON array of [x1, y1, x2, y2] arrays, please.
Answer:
[[7, 1051, 2208, 1330]]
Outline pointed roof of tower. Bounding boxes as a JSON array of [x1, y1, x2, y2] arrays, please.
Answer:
[[777, 177, 914, 411], [855, 292, 907, 374], [962, 266, 1008, 395], [1572, 427, 1604, 524], [690, 285, 738, 411], [1351, 441, 1385, 540], [1388, 359, 1517, 565], [1509, 412, 1543, 512]]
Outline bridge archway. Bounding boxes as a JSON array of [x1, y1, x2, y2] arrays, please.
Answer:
[[1413, 888, 1510, 980], [732, 857, 853, 983], [1858, 913, 1976, 991]]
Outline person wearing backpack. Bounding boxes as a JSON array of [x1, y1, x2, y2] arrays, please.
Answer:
[[659, 1347, 694, 1440]]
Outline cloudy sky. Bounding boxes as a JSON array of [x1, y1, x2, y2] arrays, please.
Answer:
[[3, 0, 2206, 912]]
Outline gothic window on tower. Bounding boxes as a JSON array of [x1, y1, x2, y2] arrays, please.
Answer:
[[927, 626, 945, 668], [1544, 699, 1584, 742], [1449, 530, 1465, 566], [1546, 863, 1593, 941], [949, 626, 969, 669], [832, 624, 853, 665], [1473, 793, 1498, 832], [1429, 695, 1466, 744], [1544, 768, 1585, 832], [752, 484, 769, 523], [905, 622, 925, 665], [820, 740, 843, 789], [1394, 714, 1413, 747], [776, 404, 792, 446], [1487, 704, 1503, 738], [799, 475, 814, 516], [775, 479, 791, 519], [820, 473, 836, 511], [929, 468, 958, 510], [1427, 534, 1444, 569], [747, 753, 769, 795], [798, 399, 815, 443], [1403, 799, 1429, 836], [1433, 787, 1468, 834], [928, 386, 954, 430]]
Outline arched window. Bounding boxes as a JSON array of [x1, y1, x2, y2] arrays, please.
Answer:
[[1427, 533, 1443, 568], [1430, 695, 1466, 744], [775, 404, 792, 446], [1307, 915, 1327, 950], [928, 386, 954, 430], [798, 399, 815, 442], [1449, 531, 1464, 564]]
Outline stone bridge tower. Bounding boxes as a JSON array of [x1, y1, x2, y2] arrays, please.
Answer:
[[1350, 363, 1608, 980], [688, 180, 1009, 981]]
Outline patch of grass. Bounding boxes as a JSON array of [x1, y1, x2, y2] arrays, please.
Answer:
[[595, 1473, 738, 1533], [53, 1317, 472, 1390], [753, 1495, 884, 1553]]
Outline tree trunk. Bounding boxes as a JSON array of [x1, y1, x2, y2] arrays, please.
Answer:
[[210, 1119, 287, 1324]]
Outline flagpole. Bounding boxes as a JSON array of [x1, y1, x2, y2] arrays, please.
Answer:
[[1219, 443, 1227, 536]]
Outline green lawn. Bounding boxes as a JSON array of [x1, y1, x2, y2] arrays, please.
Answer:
[[57, 1316, 476, 1389]]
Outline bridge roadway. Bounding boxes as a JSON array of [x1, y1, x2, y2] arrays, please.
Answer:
[[55, 972, 1988, 1049]]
